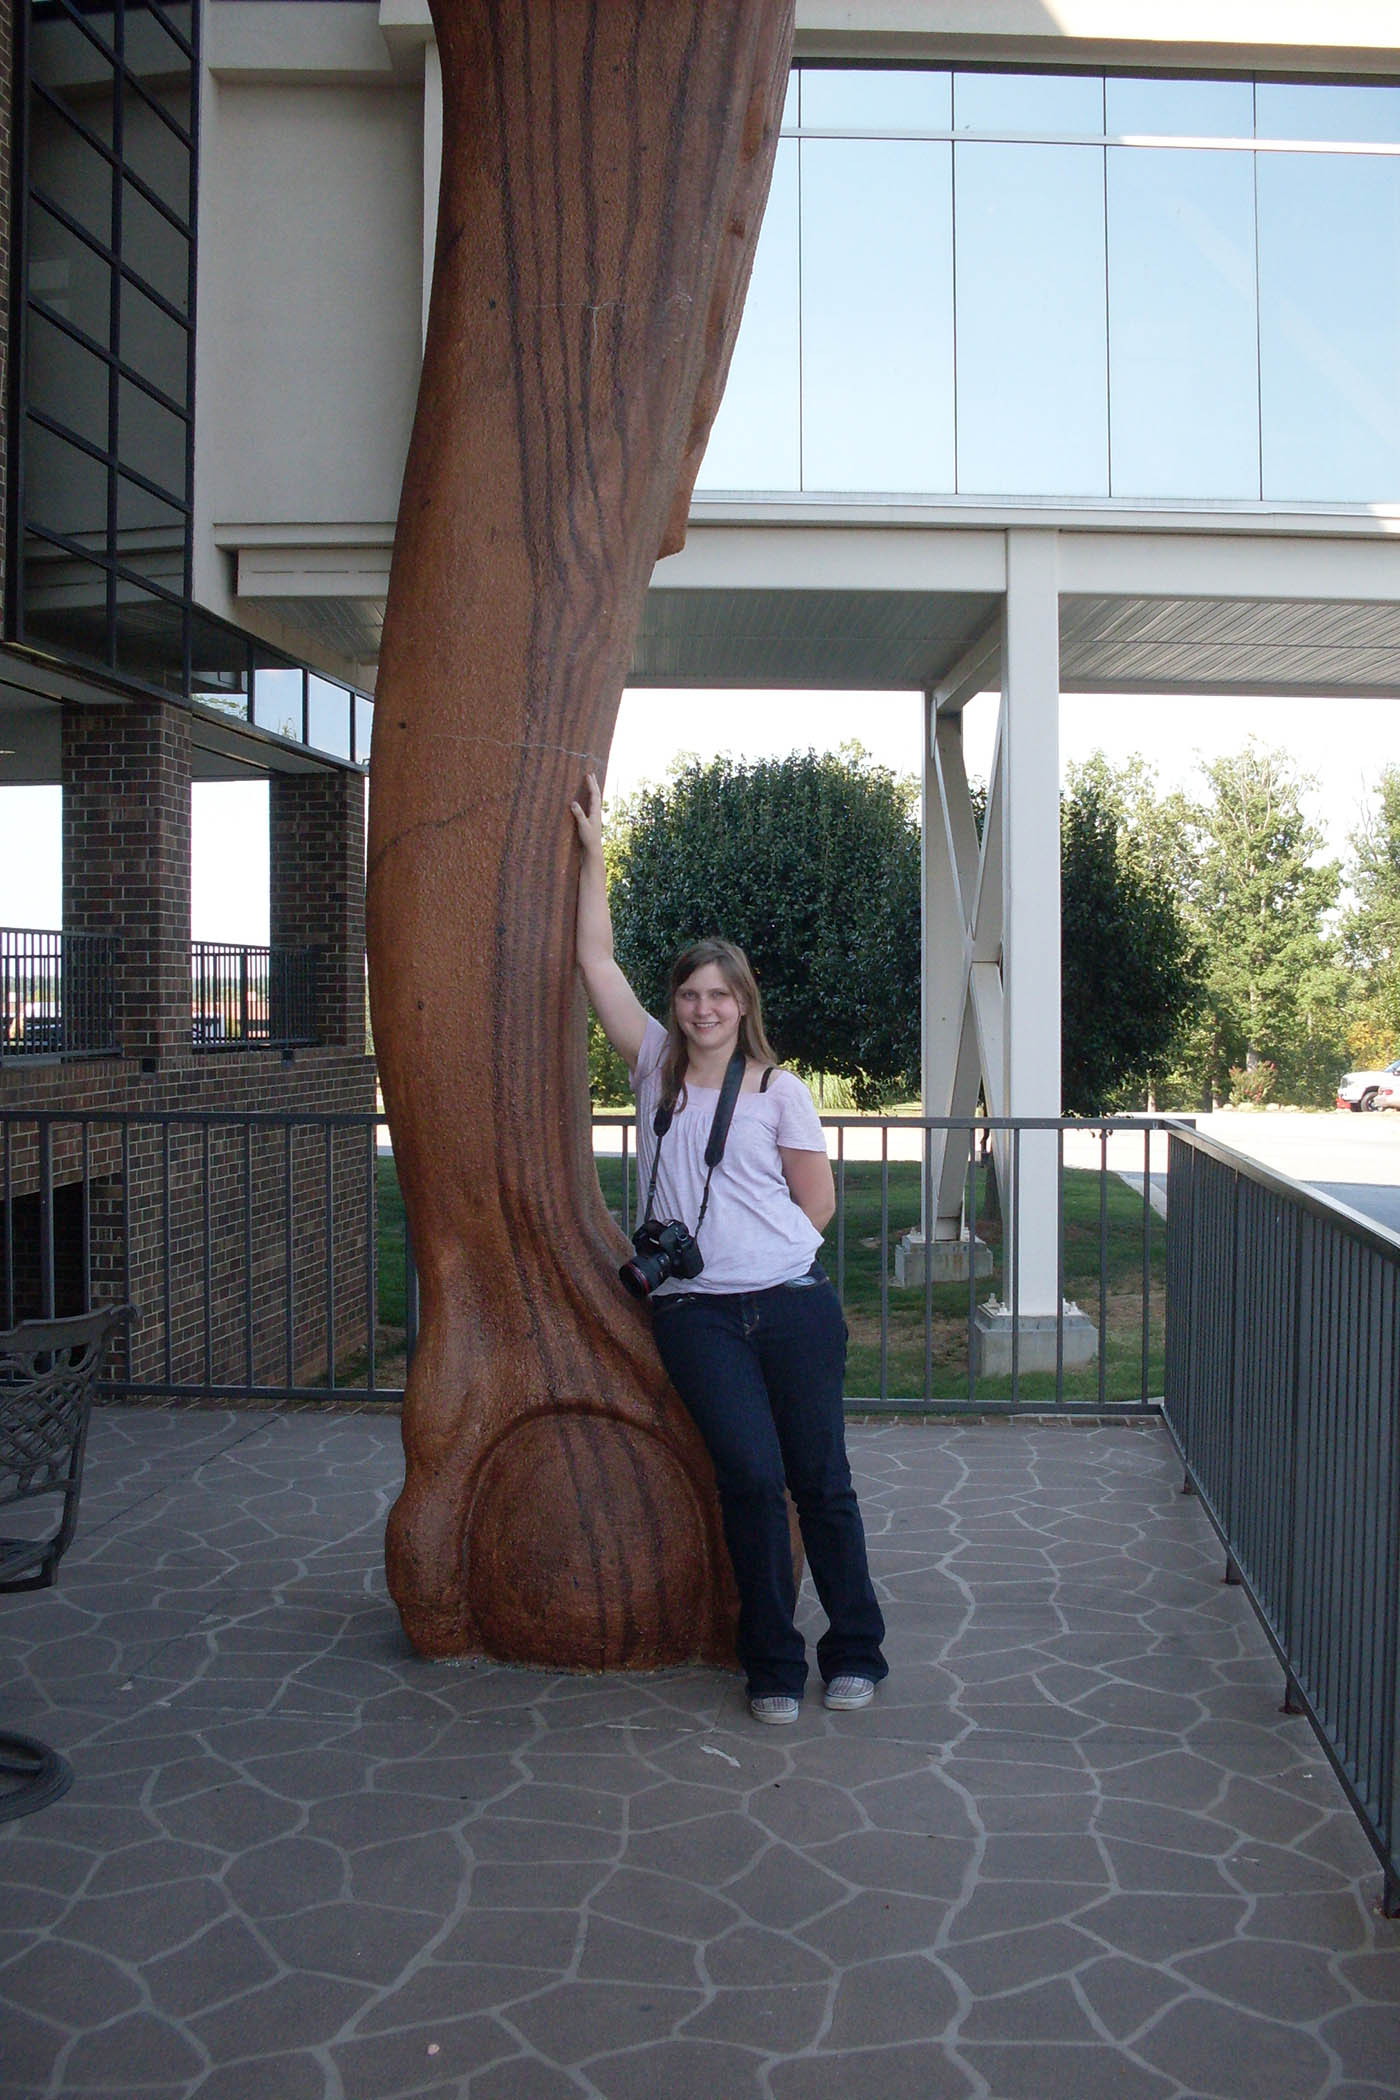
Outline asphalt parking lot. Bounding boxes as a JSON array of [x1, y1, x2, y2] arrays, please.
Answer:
[[1189, 1108, 1400, 1238]]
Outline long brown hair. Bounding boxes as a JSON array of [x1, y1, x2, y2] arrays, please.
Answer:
[[660, 939, 780, 1112]]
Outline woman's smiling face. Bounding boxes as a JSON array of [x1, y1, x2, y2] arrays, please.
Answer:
[[674, 964, 745, 1059]]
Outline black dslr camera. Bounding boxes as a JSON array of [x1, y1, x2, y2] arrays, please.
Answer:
[[621, 1047, 746, 1302], [619, 1219, 703, 1299]]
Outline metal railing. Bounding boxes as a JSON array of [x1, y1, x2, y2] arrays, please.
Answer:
[[5, 1099, 1399, 1909], [596, 1111, 1175, 1412], [1163, 1124, 1400, 1917], [191, 942, 319, 1050], [0, 929, 119, 1060], [3, 1105, 1174, 1411]]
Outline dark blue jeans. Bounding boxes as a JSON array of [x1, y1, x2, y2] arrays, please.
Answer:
[[651, 1265, 887, 1700]]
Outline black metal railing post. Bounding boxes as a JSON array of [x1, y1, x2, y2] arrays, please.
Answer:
[[191, 942, 319, 1051], [0, 929, 119, 1060]]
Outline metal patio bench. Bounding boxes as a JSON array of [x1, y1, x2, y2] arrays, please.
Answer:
[[0, 1304, 131, 1822]]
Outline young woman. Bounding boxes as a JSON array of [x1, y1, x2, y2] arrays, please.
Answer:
[[571, 774, 887, 1722]]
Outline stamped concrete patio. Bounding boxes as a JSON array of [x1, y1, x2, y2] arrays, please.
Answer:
[[1, 1406, 1396, 2100]]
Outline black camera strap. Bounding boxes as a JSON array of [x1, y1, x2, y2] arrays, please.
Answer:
[[640, 1049, 747, 1236]]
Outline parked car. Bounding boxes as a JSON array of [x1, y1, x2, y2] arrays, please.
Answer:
[[1336, 1058, 1400, 1111]]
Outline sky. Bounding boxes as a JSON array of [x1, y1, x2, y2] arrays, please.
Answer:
[[0, 683, 1393, 945]]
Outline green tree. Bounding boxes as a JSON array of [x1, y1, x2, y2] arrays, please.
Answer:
[[1342, 764, 1400, 1057], [1191, 742, 1345, 1105], [1060, 767, 1203, 1112], [609, 749, 921, 1106]]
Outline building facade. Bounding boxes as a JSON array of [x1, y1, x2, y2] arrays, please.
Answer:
[[1, 0, 377, 1385], [6, 1, 1400, 1352]]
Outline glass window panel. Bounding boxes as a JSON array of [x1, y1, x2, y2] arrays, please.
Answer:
[[1258, 151, 1400, 501], [113, 579, 185, 692], [29, 199, 113, 345], [119, 273, 189, 406], [954, 71, 1103, 137], [1256, 81, 1400, 146], [799, 67, 950, 133], [26, 310, 110, 453], [26, 421, 109, 546], [151, 2, 195, 53], [117, 374, 187, 497], [307, 676, 352, 761], [31, 8, 117, 102], [22, 549, 109, 664], [115, 471, 186, 598], [353, 696, 374, 763], [121, 178, 190, 312], [954, 142, 1109, 496], [800, 138, 954, 493], [1107, 146, 1259, 498], [781, 70, 798, 132], [252, 666, 304, 742], [1106, 75, 1254, 141], [695, 137, 800, 492], [124, 1, 195, 95], [122, 95, 192, 225], [29, 100, 113, 247], [189, 613, 250, 717]]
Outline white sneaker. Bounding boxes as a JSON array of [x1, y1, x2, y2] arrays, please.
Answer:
[[824, 1675, 876, 1711], [749, 1694, 801, 1724]]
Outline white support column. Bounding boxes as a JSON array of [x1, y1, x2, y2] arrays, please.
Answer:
[[422, 39, 444, 346], [1001, 529, 1062, 1318]]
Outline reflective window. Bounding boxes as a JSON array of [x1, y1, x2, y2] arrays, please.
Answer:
[[113, 581, 184, 691], [24, 558, 108, 664], [26, 311, 110, 452], [28, 199, 112, 346], [120, 275, 189, 407], [1258, 151, 1400, 501], [1107, 146, 1259, 498], [307, 677, 352, 761], [122, 180, 190, 308], [800, 67, 950, 133], [189, 613, 250, 717], [955, 142, 1109, 495], [954, 71, 1103, 136], [1255, 81, 1400, 145], [252, 667, 304, 742], [800, 139, 954, 492], [26, 425, 108, 543], [29, 103, 113, 248], [354, 697, 374, 763], [122, 94, 192, 224], [117, 372, 187, 492], [695, 137, 800, 491], [1106, 75, 1254, 140]]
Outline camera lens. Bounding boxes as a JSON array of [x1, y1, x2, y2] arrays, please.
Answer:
[[619, 1251, 665, 1298]]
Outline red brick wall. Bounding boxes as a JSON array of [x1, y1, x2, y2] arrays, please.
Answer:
[[270, 770, 368, 1051], [0, 0, 12, 625], [1, 1052, 379, 1391], [62, 702, 193, 1065]]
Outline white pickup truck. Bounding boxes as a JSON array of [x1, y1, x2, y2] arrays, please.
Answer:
[[1336, 1058, 1400, 1111]]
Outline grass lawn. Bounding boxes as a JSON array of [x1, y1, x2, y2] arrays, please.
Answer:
[[374, 1153, 1163, 1406]]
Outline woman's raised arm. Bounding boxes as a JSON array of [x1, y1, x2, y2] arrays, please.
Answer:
[[571, 774, 649, 1069]]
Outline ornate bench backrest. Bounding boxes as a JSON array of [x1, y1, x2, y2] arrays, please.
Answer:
[[0, 1306, 132, 1592]]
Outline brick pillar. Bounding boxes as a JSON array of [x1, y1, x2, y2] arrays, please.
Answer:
[[62, 701, 192, 1065], [269, 769, 366, 1050], [0, 0, 12, 624]]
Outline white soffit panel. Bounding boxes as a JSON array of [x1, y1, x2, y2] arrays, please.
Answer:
[[1061, 594, 1400, 696], [631, 588, 1001, 689]]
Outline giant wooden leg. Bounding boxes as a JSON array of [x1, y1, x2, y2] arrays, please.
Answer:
[[367, 1, 795, 1662]]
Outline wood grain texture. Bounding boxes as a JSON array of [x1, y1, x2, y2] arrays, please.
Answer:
[[367, 0, 796, 1662]]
